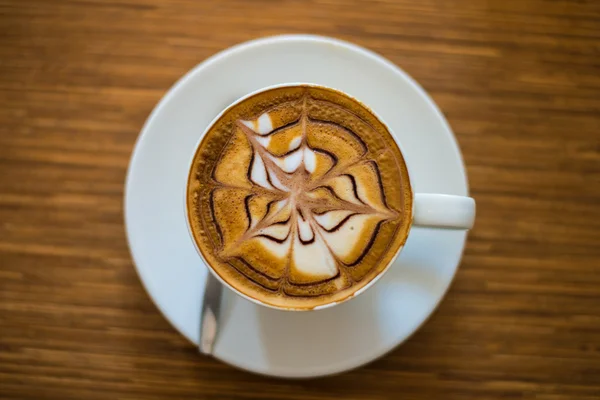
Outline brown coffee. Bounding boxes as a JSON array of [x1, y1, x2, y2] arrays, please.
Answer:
[[187, 85, 412, 309]]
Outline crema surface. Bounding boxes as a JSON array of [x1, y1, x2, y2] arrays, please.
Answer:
[[187, 86, 412, 309]]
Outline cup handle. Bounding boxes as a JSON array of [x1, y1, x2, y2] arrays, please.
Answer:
[[413, 193, 476, 229]]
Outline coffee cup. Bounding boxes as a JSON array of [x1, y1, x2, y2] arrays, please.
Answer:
[[185, 83, 475, 311]]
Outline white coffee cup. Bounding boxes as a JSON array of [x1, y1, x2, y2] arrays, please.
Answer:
[[185, 83, 475, 311]]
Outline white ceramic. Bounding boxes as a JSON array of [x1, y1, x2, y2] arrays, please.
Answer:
[[125, 34, 472, 378], [183, 83, 475, 312]]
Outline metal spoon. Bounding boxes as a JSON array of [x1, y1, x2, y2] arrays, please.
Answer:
[[198, 272, 223, 355]]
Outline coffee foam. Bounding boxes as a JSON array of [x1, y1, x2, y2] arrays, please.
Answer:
[[187, 86, 412, 309]]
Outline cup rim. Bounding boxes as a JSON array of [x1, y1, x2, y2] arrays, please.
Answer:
[[184, 82, 415, 312]]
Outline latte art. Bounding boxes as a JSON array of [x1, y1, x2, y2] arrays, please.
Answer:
[[187, 86, 412, 309]]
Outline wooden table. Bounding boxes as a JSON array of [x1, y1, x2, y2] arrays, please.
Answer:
[[1, 1, 599, 398]]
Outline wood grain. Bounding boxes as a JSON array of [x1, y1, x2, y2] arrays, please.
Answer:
[[1, 0, 599, 399]]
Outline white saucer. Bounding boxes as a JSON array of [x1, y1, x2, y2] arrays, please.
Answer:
[[125, 35, 469, 378]]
